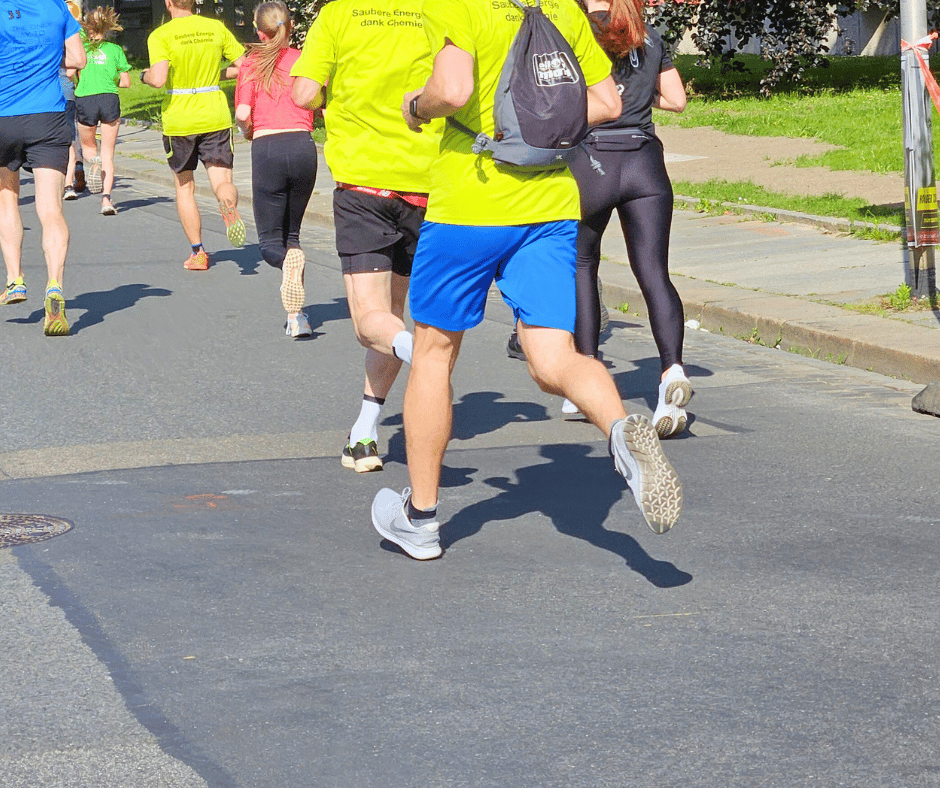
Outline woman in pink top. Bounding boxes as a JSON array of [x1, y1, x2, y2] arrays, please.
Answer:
[[235, 1, 318, 338]]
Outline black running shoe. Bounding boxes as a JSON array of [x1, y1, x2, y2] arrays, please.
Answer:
[[506, 331, 525, 360]]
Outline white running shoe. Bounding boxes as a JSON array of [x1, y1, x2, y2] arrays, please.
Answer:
[[561, 398, 583, 420], [610, 415, 682, 534], [371, 487, 442, 560], [653, 364, 693, 438], [285, 312, 312, 338]]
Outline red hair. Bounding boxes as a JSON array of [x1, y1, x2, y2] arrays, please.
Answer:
[[591, 0, 646, 59]]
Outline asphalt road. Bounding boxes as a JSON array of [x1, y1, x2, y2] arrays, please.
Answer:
[[2, 172, 939, 788]]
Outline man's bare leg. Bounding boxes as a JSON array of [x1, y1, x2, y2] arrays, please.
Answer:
[[517, 322, 625, 437], [33, 167, 68, 286], [0, 168, 23, 284], [173, 170, 202, 246], [404, 323, 463, 510]]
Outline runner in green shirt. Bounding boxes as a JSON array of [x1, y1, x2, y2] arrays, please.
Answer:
[[75, 7, 131, 215], [370, 0, 683, 561], [291, 0, 442, 474], [142, 0, 246, 270]]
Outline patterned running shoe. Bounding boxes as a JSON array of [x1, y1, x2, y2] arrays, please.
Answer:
[[506, 331, 525, 360], [184, 250, 210, 270], [610, 414, 682, 534], [43, 284, 69, 336], [280, 248, 305, 313], [87, 156, 103, 194], [653, 365, 693, 439], [0, 276, 26, 305], [341, 438, 383, 473], [220, 200, 245, 248]]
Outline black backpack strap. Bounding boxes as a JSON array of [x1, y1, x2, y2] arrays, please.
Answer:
[[446, 116, 496, 156]]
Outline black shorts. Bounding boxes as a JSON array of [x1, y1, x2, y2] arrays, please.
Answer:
[[64, 101, 77, 141], [0, 111, 70, 174], [163, 129, 234, 173], [333, 188, 426, 276], [75, 93, 121, 126]]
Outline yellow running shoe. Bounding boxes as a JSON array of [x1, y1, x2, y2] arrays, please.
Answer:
[[43, 284, 69, 336], [219, 199, 245, 248], [0, 276, 26, 305]]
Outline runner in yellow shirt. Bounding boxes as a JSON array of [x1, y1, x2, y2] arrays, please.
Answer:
[[291, 0, 441, 474], [370, 0, 683, 560], [142, 0, 245, 270]]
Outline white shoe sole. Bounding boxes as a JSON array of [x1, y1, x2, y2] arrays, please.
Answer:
[[281, 249, 305, 313], [611, 415, 682, 534]]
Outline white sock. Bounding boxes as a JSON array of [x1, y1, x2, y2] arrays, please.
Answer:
[[391, 330, 413, 364], [349, 396, 383, 445], [562, 398, 580, 414]]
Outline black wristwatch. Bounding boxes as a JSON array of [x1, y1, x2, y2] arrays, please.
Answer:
[[139, 70, 147, 83], [409, 95, 429, 124]]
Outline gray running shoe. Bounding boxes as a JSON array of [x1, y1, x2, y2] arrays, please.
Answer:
[[371, 487, 442, 560], [506, 331, 525, 360], [610, 415, 682, 534]]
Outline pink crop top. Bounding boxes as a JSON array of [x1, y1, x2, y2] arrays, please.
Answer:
[[235, 48, 314, 133]]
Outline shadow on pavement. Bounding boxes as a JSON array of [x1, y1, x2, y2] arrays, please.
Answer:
[[16, 552, 238, 788], [441, 443, 693, 588], [114, 195, 175, 211], [612, 359, 714, 412], [381, 390, 552, 471], [212, 245, 261, 276], [7, 283, 172, 333]]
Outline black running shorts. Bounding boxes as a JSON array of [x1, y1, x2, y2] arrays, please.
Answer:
[[333, 187, 425, 276], [64, 101, 77, 141], [75, 93, 121, 126], [0, 111, 70, 174], [162, 128, 234, 173]]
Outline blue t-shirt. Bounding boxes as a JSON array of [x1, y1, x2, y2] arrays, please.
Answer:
[[0, 0, 81, 116]]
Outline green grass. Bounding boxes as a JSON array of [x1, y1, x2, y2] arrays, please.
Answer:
[[672, 178, 905, 230], [659, 54, 936, 176]]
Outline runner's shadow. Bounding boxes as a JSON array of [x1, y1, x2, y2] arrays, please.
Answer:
[[304, 297, 349, 333], [6, 283, 172, 333], [113, 195, 175, 211], [211, 245, 262, 275], [443, 443, 692, 587]]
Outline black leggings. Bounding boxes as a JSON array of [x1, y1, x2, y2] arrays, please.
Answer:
[[569, 137, 683, 371], [250, 131, 318, 268]]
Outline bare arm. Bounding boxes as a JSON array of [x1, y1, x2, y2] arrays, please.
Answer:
[[586, 75, 620, 126], [291, 76, 324, 110], [63, 32, 86, 70], [222, 56, 244, 81], [118, 71, 131, 89], [401, 42, 474, 133], [142, 60, 169, 88], [235, 103, 252, 138], [653, 67, 686, 113]]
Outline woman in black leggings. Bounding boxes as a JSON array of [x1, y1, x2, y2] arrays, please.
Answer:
[[235, 1, 318, 338], [567, 0, 692, 437]]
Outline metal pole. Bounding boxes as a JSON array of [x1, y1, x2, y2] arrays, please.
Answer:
[[900, 0, 937, 300]]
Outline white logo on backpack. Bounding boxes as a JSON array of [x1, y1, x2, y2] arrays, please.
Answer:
[[532, 52, 580, 87]]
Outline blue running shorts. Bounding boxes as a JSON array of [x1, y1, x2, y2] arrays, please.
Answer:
[[409, 220, 578, 332]]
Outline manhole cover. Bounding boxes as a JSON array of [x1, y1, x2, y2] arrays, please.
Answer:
[[0, 514, 74, 549]]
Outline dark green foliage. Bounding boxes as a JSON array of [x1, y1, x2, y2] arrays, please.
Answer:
[[649, 1, 935, 96]]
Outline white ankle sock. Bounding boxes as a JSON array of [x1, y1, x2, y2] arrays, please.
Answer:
[[562, 398, 580, 414], [392, 330, 413, 364], [349, 397, 383, 445]]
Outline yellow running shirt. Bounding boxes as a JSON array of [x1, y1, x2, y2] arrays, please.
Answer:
[[147, 14, 244, 136], [290, 0, 441, 193], [422, 0, 611, 226]]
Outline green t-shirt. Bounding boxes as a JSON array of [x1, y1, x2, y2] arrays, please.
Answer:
[[290, 0, 441, 193], [75, 41, 130, 97], [422, 0, 611, 225], [147, 14, 244, 136]]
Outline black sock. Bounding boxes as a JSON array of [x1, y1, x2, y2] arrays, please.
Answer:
[[407, 496, 437, 523], [191, 243, 204, 254]]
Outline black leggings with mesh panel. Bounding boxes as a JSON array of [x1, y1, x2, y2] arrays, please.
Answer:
[[568, 137, 684, 371]]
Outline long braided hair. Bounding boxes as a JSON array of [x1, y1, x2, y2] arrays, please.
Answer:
[[243, 1, 292, 96]]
